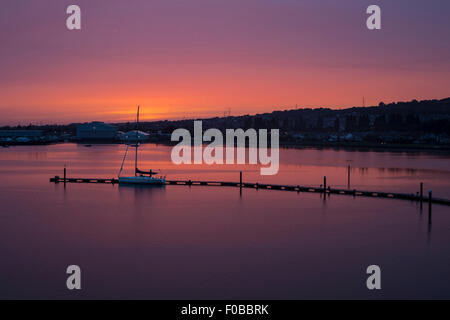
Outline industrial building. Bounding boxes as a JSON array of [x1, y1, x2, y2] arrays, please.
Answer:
[[76, 122, 118, 141]]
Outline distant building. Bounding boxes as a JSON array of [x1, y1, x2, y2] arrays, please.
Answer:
[[0, 130, 43, 138], [119, 130, 149, 142], [0, 130, 43, 142], [76, 122, 118, 140]]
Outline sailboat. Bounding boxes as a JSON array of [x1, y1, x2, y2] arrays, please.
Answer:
[[118, 106, 166, 185]]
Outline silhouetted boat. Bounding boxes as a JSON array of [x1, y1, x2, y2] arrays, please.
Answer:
[[118, 106, 166, 186]]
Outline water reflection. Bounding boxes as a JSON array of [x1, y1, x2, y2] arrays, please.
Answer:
[[118, 184, 167, 203], [0, 144, 450, 299]]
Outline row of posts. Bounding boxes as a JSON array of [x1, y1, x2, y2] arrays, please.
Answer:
[[61, 166, 434, 223], [325, 173, 433, 224], [241, 169, 433, 219], [64, 167, 436, 213]]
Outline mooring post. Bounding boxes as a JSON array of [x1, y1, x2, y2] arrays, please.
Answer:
[[420, 182, 424, 211], [240, 171, 242, 188], [420, 182, 423, 201], [347, 165, 351, 189], [324, 176, 327, 193], [428, 190, 432, 224], [239, 171, 243, 196], [64, 166, 66, 183]]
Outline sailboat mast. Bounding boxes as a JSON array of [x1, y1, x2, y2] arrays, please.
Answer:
[[135, 105, 139, 176]]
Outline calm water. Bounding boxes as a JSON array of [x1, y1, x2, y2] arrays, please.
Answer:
[[0, 143, 449, 299]]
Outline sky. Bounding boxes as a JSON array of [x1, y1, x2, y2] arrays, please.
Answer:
[[0, 0, 449, 125]]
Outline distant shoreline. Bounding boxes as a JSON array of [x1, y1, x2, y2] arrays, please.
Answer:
[[279, 141, 450, 153], [2, 140, 450, 154]]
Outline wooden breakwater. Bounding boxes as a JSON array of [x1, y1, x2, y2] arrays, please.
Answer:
[[49, 173, 450, 206]]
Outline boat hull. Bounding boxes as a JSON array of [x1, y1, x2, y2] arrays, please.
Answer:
[[118, 176, 166, 185]]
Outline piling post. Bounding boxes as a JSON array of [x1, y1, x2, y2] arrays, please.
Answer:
[[323, 176, 327, 193], [239, 171, 242, 196], [347, 165, 351, 189], [420, 182, 423, 201], [240, 171, 242, 188], [420, 182, 424, 210], [64, 165, 67, 184], [428, 190, 432, 225]]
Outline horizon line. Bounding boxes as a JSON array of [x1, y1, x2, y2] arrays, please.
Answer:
[[1, 96, 449, 128]]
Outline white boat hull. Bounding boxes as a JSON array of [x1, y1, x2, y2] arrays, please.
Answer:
[[119, 176, 166, 185]]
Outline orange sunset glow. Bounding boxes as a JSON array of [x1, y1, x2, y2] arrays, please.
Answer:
[[1, 0, 450, 124]]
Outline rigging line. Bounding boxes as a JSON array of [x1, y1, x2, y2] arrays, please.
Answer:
[[118, 144, 130, 177], [135, 105, 140, 176]]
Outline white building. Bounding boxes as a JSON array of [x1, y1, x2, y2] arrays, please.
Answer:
[[119, 130, 150, 142]]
